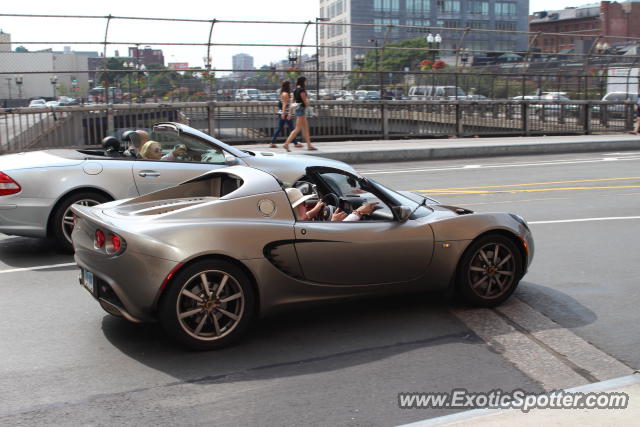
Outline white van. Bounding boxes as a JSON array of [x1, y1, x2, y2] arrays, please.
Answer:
[[234, 88, 260, 101], [602, 92, 638, 102], [408, 85, 467, 100]]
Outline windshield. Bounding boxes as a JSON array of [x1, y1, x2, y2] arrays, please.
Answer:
[[368, 178, 433, 218], [444, 87, 466, 97]]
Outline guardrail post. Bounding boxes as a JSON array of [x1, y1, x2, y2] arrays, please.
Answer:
[[381, 102, 389, 139], [455, 103, 463, 137], [208, 101, 217, 137], [626, 103, 635, 130], [521, 103, 529, 136], [583, 102, 592, 135], [599, 103, 608, 128], [106, 104, 115, 136]]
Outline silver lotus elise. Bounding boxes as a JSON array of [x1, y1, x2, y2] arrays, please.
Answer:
[[72, 165, 534, 350], [0, 122, 352, 250]]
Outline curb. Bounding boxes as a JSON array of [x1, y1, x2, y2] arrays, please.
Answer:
[[303, 139, 640, 164]]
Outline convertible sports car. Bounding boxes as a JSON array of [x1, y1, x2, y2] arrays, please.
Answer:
[[72, 164, 534, 350], [0, 122, 352, 250]]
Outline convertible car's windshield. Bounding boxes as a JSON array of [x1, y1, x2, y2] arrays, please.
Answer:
[[152, 130, 226, 164], [368, 178, 433, 218]]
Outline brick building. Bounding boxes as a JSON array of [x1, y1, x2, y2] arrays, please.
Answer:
[[530, 1, 640, 53]]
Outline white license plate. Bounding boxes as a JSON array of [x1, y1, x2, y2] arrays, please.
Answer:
[[82, 269, 95, 295]]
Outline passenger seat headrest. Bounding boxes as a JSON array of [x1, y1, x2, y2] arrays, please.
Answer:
[[102, 136, 121, 153]]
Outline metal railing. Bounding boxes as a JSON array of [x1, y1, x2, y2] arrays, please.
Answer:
[[1, 100, 635, 154]]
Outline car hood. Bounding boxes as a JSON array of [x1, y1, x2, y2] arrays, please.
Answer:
[[0, 149, 84, 171]]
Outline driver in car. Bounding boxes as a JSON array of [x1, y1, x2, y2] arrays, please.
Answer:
[[161, 144, 189, 161], [285, 188, 378, 222]]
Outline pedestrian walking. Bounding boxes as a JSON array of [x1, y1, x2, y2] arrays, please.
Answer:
[[283, 76, 317, 151], [270, 80, 301, 148], [632, 97, 640, 134]]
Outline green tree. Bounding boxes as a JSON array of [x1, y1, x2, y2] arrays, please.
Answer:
[[362, 37, 430, 72], [95, 58, 126, 87]]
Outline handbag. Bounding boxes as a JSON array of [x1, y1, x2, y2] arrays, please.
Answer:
[[306, 105, 318, 118]]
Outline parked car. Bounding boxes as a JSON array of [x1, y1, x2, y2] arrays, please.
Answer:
[[408, 86, 467, 100], [364, 90, 382, 100], [72, 163, 534, 349], [530, 95, 579, 117], [45, 100, 60, 108], [0, 122, 354, 250], [58, 96, 79, 106], [28, 99, 46, 108], [594, 92, 639, 119], [234, 88, 260, 101]]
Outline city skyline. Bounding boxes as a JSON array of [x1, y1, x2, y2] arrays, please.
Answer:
[[0, 0, 613, 72]]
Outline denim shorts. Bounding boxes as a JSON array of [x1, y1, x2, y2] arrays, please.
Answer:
[[295, 106, 306, 117]]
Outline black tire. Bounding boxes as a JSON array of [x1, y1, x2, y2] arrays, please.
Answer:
[[159, 259, 256, 350], [456, 234, 523, 308], [50, 191, 111, 252]]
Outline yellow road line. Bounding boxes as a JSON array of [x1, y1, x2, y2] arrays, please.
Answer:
[[410, 176, 640, 193], [419, 185, 640, 195]]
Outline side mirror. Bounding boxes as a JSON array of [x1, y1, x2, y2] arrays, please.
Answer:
[[224, 155, 239, 166], [392, 206, 412, 223], [295, 182, 313, 195]]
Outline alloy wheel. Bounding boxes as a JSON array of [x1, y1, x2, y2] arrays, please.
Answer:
[[467, 242, 516, 300], [176, 270, 245, 341]]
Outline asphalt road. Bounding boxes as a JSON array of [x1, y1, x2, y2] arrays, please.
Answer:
[[1, 150, 638, 426]]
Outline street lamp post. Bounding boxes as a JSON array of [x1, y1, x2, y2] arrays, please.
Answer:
[[315, 17, 330, 99], [15, 75, 23, 99], [203, 56, 212, 100], [426, 33, 442, 62], [50, 75, 58, 99], [124, 62, 134, 104], [368, 39, 382, 96], [288, 48, 298, 69]]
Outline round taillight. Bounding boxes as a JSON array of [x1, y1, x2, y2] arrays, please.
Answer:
[[111, 234, 121, 252], [94, 229, 105, 248]]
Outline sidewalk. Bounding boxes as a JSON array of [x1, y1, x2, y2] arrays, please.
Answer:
[[235, 134, 640, 164], [402, 373, 640, 427]]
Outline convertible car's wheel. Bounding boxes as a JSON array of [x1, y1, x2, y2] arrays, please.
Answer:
[[51, 191, 111, 252], [456, 234, 522, 308], [159, 259, 256, 350]]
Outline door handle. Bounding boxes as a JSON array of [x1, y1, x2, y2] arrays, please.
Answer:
[[138, 171, 160, 178]]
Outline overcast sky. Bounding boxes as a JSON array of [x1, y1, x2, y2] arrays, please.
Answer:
[[0, 0, 599, 71]]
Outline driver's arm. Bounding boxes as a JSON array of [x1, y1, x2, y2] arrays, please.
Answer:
[[305, 201, 325, 220], [343, 202, 379, 221]]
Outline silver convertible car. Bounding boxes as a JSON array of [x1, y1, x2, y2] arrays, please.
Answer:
[[72, 164, 534, 350], [0, 122, 352, 250]]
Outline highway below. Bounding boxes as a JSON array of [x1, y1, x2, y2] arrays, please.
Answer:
[[0, 150, 638, 426]]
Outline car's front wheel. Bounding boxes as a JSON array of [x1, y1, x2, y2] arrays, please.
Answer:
[[456, 234, 522, 307], [51, 191, 111, 252], [159, 259, 256, 350]]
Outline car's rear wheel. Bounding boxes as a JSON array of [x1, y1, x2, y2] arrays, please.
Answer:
[[159, 259, 256, 350], [51, 191, 111, 252], [456, 234, 522, 307]]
